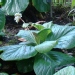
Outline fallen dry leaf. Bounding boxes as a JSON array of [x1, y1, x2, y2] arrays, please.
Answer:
[[18, 38, 26, 42]]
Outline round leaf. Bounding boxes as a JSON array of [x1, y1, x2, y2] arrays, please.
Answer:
[[35, 41, 57, 53], [32, 0, 50, 12], [47, 24, 75, 49], [0, 44, 37, 60], [16, 30, 38, 44], [54, 66, 75, 75], [34, 51, 75, 75], [1, 0, 29, 15]]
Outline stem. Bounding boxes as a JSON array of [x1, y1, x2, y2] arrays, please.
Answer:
[[20, 18, 25, 23]]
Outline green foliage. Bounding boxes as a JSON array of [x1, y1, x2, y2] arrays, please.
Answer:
[[0, 43, 37, 60], [43, 21, 53, 28], [71, 0, 75, 8], [0, 9, 5, 30], [0, 31, 5, 36], [0, 0, 72, 16], [16, 30, 38, 44], [0, 0, 74, 74], [1, 0, 50, 15], [32, 0, 50, 12], [0, 9, 5, 36], [1, 21, 75, 74], [34, 51, 75, 75], [54, 66, 75, 75], [17, 29, 52, 44], [0, 0, 6, 6], [35, 41, 57, 53], [37, 29, 51, 43], [46, 24, 75, 49], [32, 23, 45, 30], [1, 0, 29, 15], [16, 58, 34, 73]]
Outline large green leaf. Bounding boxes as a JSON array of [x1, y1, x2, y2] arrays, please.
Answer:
[[34, 51, 75, 75], [37, 29, 51, 43], [32, 28, 52, 44], [0, 9, 5, 30], [32, 0, 50, 12], [35, 41, 57, 53], [0, 43, 37, 61], [54, 66, 75, 75], [43, 21, 53, 28], [46, 24, 75, 49], [32, 23, 45, 30], [1, 0, 29, 15], [32, 23, 44, 30], [17, 29, 51, 44], [16, 58, 34, 73], [16, 30, 38, 44], [34, 54, 55, 75]]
